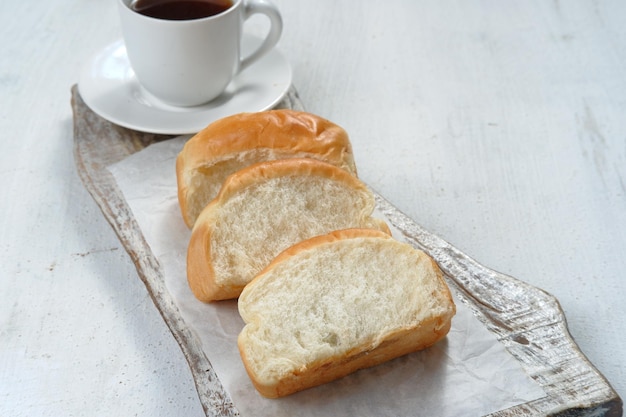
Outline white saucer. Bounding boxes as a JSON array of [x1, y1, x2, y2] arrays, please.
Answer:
[[78, 35, 292, 135]]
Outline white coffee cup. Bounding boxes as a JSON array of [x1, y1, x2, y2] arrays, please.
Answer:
[[118, 0, 282, 107]]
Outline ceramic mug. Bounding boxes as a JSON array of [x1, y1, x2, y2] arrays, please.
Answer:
[[118, 0, 282, 107]]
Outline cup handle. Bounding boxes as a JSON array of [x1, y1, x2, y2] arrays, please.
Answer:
[[239, 0, 283, 72]]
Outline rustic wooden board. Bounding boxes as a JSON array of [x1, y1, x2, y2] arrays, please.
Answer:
[[71, 85, 622, 417]]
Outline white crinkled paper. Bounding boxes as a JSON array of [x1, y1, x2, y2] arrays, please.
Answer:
[[108, 137, 544, 417]]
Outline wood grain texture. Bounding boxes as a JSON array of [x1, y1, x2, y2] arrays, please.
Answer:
[[71, 85, 621, 416], [3, 1, 624, 415], [376, 194, 623, 417], [269, 0, 626, 404], [71, 85, 302, 417]]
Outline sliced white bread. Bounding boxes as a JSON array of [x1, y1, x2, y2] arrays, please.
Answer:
[[186, 158, 389, 302], [237, 228, 456, 398], [176, 110, 357, 228]]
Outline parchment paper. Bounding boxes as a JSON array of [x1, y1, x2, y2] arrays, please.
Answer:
[[108, 137, 545, 417]]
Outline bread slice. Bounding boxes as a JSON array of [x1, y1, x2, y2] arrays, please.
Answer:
[[237, 228, 456, 398], [176, 110, 357, 228], [186, 158, 389, 302]]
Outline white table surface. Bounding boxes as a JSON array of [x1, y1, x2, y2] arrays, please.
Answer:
[[1, 0, 624, 415]]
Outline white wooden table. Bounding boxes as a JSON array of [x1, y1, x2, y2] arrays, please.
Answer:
[[1, 1, 624, 415]]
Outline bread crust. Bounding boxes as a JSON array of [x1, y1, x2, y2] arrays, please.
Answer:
[[176, 110, 357, 228], [240, 314, 453, 398], [186, 161, 390, 302], [186, 209, 236, 302], [237, 228, 455, 398]]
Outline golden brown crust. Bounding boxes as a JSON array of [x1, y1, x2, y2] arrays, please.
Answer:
[[175, 152, 188, 223], [176, 110, 357, 228], [240, 314, 453, 398], [186, 206, 220, 302], [180, 110, 355, 166]]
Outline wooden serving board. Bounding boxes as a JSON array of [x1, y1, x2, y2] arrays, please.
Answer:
[[71, 85, 622, 417]]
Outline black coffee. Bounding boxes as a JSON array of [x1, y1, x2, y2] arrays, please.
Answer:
[[131, 0, 233, 20]]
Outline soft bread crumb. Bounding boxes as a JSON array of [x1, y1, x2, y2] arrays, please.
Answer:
[[210, 175, 376, 287], [187, 148, 345, 226], [237, 230, 456, 397], [186, 159, 389, 302]]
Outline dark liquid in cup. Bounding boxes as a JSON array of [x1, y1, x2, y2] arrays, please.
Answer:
[[131, 0, 233, 20]]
